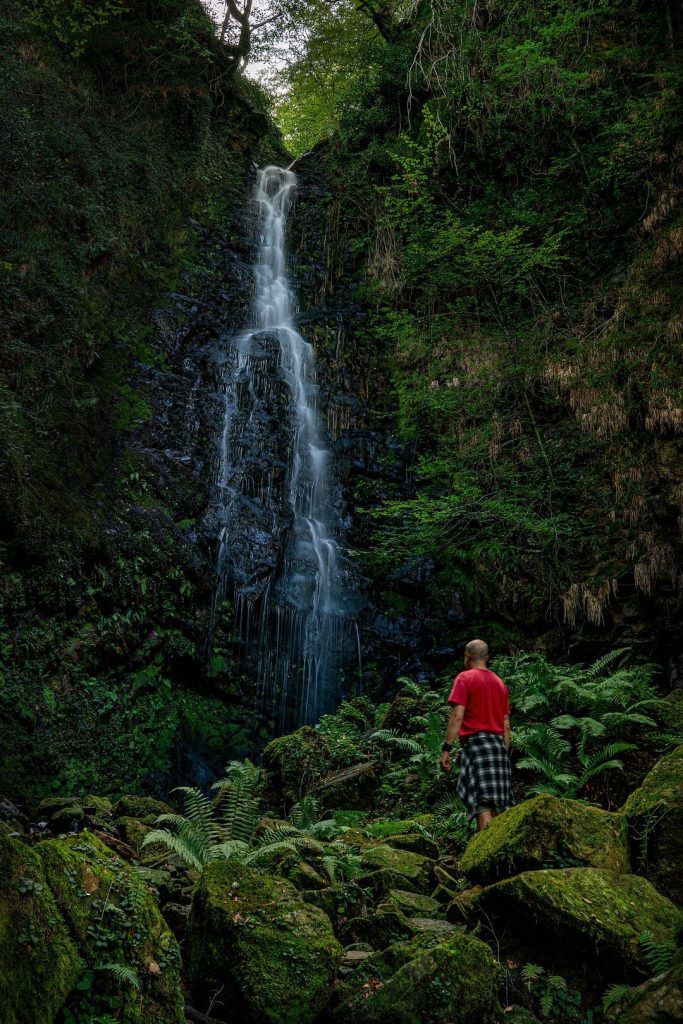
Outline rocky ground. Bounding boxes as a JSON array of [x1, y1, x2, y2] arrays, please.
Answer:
[[1, 686, 681, 1024]]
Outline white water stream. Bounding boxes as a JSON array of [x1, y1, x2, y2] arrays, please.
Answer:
[[208, 165, 360, 728]]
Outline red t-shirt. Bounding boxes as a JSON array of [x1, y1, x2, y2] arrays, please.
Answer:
[[448, 668, 510, 738]]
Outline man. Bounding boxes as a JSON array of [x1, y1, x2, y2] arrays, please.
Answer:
[[439, 638, 513, 831]]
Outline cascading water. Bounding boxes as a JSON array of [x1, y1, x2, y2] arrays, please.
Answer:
[[207, 165, 362, 730]]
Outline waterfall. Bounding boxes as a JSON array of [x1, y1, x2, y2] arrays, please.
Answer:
[[208, 165, 362, 731]]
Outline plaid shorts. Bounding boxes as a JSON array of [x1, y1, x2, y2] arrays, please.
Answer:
[[457, 731, 514, 819]]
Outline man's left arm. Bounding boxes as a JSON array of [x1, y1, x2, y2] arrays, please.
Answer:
[[440, 704, 464, 772]]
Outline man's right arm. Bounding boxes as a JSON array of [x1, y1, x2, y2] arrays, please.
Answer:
[[504, 714, 511, 753]]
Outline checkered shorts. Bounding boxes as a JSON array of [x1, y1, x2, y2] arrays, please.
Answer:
[[457, 731, 514, 819]]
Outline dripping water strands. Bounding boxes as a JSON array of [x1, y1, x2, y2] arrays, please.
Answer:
[[207, 165, 363, 730]]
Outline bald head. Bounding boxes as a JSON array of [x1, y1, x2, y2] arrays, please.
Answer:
[[464, 639, 489, 667]]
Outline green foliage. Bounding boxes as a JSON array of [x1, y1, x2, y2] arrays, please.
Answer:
[[293, 0, 683, 637], [143, 762, 265, 871], [638, 929, 677, 976], [500, 652, 668, 799], [18, 0, 127, 55], [521, 963, 587, 1023]]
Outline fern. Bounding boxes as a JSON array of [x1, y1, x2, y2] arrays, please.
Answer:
[[290, 795, 320, 830], [639, 930, 676, 975], [587, 647, 628, 678], [98, 963, 140, 990], [601, 983, 631, 1012], [521, 963, 545, 989], [370, 729, 422, 754]]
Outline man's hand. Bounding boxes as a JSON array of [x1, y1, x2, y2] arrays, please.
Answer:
[[439, 750, 451, 773]]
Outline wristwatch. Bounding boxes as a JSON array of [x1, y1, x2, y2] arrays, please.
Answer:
[[442, 742, 453, 753]]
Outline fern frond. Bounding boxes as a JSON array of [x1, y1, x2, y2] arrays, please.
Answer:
[[210, 840, 250, 861], [98, 963, 140, 990], [141, 829, 205, 871], [308, 819, 343, 841], [639, 930, 676, 975], [370, 729, 422, 754], [521, 963, 544, 989], [290, 796, 319, 830], [588, 648, 628, 678], [602, 983, 631, 1012]]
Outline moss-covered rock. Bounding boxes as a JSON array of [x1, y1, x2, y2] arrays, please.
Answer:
[[36, 832, 183, 1023], [332, 930, 501, 1023], [355, 869, 419, 900], [378, 691, 422, 734], [360, 846, 434, 893], [116, 816, 168, 861], [474, 868, 681, 980], [381, 889, 441, 918], [0, 831, 82, 1024], [261, 726, 331, 804], [314, 762, 381, 811], [622, 745, 683, 904], [112, 795, 174, 822], [82, 795, 113, 820], [366, 815, 435, 839], [303, 881, 368, 932], [186, 859, 342, 1024], [384, 833, 440, 859], [459, 795, 629, 884], [609, 960, 683, 1023], [338, 909, 414, 949]]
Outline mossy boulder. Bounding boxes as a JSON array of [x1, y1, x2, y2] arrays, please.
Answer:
[[112, 795, 174, 822], [36, 833, 183, 1023], [83, 795, 114, 819], [355, 869, 419, 900], [474, 868, 681, 980], [0, 831, 82, 1024], [261, 726, 331, 803], [622, 745, 683, 904], [186, 859, 342, 1024], [360, 845, 434, 892], [378, 690, 422, 734], [366, 815, 435, 839], [384, 833, 440, 860], [609, 959, 683, 1023], [332, 930, 501, 1023], [339, 909, 414, 949], [248, 845, 328, 891], [314, 762, 381, 812], [381, 889, 441, 918], [459, 795, 629, 884], [116, 816, 168, 861], [303, 881, 368, 931]]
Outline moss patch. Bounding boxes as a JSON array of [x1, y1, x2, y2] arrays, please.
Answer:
[[381, 889, 441, 918], [360, 845, 434, 892], [0, 831, 82, 1024], [113, 796, 174, 822], [187, 859, 342, 1024], [36, 832, 183, 1023], [332, 930, 501, 1023], [459, 795, 629, 884], [475, 867, 681, 980], [622, 745, 683, 904], [262, 726, 331, 804]]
